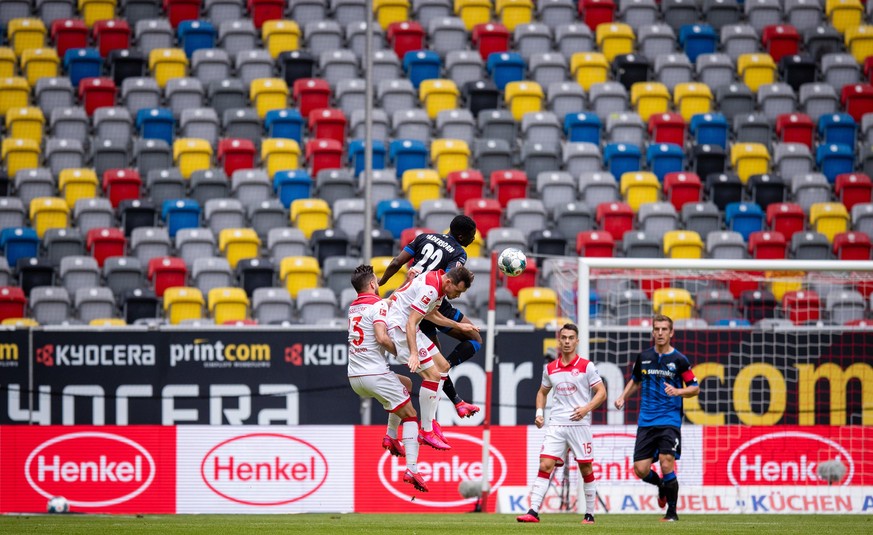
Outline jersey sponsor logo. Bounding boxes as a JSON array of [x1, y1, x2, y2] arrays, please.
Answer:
[[726, 431, 855, 486], [169, 340, 270, 368], [554, 382, 579, 396], [25, 432, 156, 507], [642, 360, 652, 364], [36, 344, 156, 367], [200, 433, 328, 506], [641, 369, 675, 378]]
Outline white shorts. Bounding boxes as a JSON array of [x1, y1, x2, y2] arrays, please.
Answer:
[[349, 373, 411, 412], [539, 425, 595, 464], [389, 326, 438, 372]]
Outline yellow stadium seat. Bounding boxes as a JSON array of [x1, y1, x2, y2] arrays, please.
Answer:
[[208, 287, 250, 324], [173, 138, 213, 179], [79, 0, 117, 27], [737, 53, 776, 92], [419, 79, 460, 120], [518, 287, 558, 324], [465, 229, 483, 257], [58, 168, 99, 209], [250, 78, 289, 119], [653, 287, 694, 320], [631, 82, 671, 121], [826, 0, 863, 33], [290, 198, 331, 238], [730, 143, 770, 184], [456, 0, 492, 30], [262, 20, 300, 59], [219, 228, 261, 268], [148, 48, 188, 88], [620, 171, 660, 212], [496, 0, 533, 31], [767, 271, 804, 301], [28, 197, 69, 238], [20, 48, 59, 86], [372, 256, 408, 297], [663, 230, 704, 259], [810, 202, 850, 242], [261, 138, 301, 177], [673, 82, 713, 122], [845, 25, 873, 63], [2, 138, 40, 177], [430, 138, 470, 179], [402, 169, 443, 209], [89, 318, 126, 326], [0, 77, 31, 116], [163, 286, 204, 325], [280, 256, 321, 298], [5, 107, 45, 144], [0, 48, 16, 78], [374, 0, 411, 29], [8, 19, 47, 56], [596, 23, 635, 61], [504, 81, 544, 121], [2, 317, 40, 326], [571, 52, 609, 91]]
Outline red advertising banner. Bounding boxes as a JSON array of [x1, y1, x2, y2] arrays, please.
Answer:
[[354, 426, 529, 513], [0, 426, 176, 514], [703, 426, 873, 486]]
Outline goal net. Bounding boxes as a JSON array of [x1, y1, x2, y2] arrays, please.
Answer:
[[536, 256, 873, 511]]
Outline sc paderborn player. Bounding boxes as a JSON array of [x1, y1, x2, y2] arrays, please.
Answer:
[[614, 314, 700, 522], [378, 215, 483, 419]]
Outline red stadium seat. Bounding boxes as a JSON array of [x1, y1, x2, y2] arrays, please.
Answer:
[[728, 271, 762, 299], [447, 169, 485, 208], [102, 169, 142, 208], [835, 173, 872, 210], [581, 0, 615, 31], [86, 227, 126, 267], [576, 230, 615, 257], [92, 20, 131, 58], [148, 256, 188, 297], [502, 260, 537, 296], [78, 77, 116, 115], [305, 138, 343, 175], [248, 0, 285, 29], [464, 198, 503, 237], [748, 230, 787, 259], [308, 108, 347, 146], [775, 113, 814, 149], [648, 113, 686, 146], [663, 171, 702, 210], [782, 289, 820, 324], [387, 21, 426, 59], [841, 84, 873, 122], [490, 170, 528, 207], [218, 139, 257, 176], [595, 201, 634, 240], [761, 24, 800, 62], [400, 227, 434, 249], [766, 202, 805, 238], [293, 78, 331, 118], [51, 19, 88, 57], [472, 23, 510, 61], [0, 287, 27, 322], [164, 0, 203, 28], [833, 231, 872, 260]]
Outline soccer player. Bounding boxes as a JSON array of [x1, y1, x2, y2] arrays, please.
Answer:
[[347, 265, 428, 492], [386, 265, 476, 450], [614, 314, 700, 522], [378, 215, 482, 418], [517, 323, 606, 525]]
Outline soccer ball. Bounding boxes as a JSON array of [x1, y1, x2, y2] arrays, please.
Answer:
[[498, 248, 527, 277], [46, 496, 69, 514]]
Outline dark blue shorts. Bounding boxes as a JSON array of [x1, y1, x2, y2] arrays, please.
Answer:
[[633, 426, 682, 462]]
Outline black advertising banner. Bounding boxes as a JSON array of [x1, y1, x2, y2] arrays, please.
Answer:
[[2, 327, 871, 426]]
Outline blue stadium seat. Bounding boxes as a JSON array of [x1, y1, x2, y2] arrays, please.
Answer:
[[816, 144, 855, 184], [646, 143, 684, 182], [389, 139, 428, 176], [817, 113, 857, 148], [0, 227, 39, 267], [564, 112, 602, 144], [604, 143, 643, 178], [403, 50, 441, 89], [689, 112, 729, 148], [63, 48, 102, 87], [177, 20, 217, 58], [678, 24, 717, 63], [348, 139, 387, 176], [376, 199, 416, 237], [136, 108, 175, 145], [265, 109, 305, 144], [725, 201, 765, 240], [161, 199, 201, 238], [486, 52, 526, 90], [274, 170, 313, 208]]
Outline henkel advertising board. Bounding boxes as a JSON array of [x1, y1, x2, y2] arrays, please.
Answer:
[[175, 426, 353, 513], [0, 426, 175, 513], [354, 426, 529, 512], [703, 426, 873, 486]]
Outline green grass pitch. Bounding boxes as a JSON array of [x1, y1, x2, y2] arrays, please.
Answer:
[[1, 513, 869, 534]]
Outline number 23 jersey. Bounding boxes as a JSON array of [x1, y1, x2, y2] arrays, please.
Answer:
[[405, 232, 468, 273]]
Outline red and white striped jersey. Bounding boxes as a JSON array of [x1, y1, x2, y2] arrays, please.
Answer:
[[386, 269, 445, 332], [347, 293, 392, 377], [542, 356, 602, 426]]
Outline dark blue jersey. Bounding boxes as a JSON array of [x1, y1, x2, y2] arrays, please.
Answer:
[[404, 232, 467, 273], [631, 347, 698, 428]]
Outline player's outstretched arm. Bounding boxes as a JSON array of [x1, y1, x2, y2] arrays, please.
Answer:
[[614, 379, 640, 410], [424, 307, 480, 334], [374, 323, 398, 356], [378, 250, 413, 286]]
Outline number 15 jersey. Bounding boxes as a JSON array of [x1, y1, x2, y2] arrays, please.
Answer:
[[405, 232, 468, 273]]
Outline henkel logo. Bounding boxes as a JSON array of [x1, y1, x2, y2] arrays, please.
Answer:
[[201, 433, 328, 506], [554, 382, 578, 396], [378, 432, 507, 507], [24, 432, 156, 507], [726, 431, 854, 486]]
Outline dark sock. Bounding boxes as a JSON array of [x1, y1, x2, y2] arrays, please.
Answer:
[[663, 473, 678, 511], [445, 340, 481, 367], [642, 470, 662, 487], [442, 376, 462, 404]]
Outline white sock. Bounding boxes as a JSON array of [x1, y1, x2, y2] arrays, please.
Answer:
[[419, 379, 440, 432], [402, 419, 419, 472], [529, 470, 553, 513], [584, 479, 597, 515], [387, 413, 401, 439]]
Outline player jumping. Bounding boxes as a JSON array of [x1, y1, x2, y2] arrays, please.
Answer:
[[347, 265, 428, 492], [614, 314, 700, 522], [517, 323, 606, 525], [378, 215, 482, 418]]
